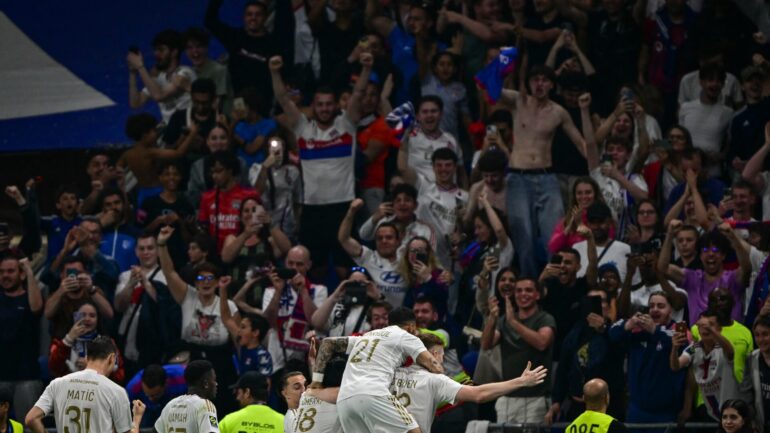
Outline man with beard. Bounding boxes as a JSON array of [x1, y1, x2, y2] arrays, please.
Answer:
[[658, 221, 751, 324], [0, 254, 43, 420], [128, 29, 196, 124], [491, 65, 595, 278], [269, 53, 372, 280], [574, 203, 632, 282], [162, 78, 221, 149]]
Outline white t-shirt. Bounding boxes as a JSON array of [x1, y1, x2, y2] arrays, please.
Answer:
[[590, 167, 648, 229], [34, 369, 132, 433], [682, 343, 741, 421], [678, 100, 734, 172], [407, 128, 463, 184], [115, 266, 167, 361], [678, 71, 743, 107], [415, 175, 468, 269], [354, 246, 407, 307], [294, 393, 340, 433], [155, 394, 220, 433], [263, 284, 328, 371], [142, 66, 196, 123], [337, 326, 427, 401], [180, 287, 238, 346], [626, 282, 688, 322], [294, 113, 356, 205], [574, 239, 632, 282], [390, 365, 463, 433], [285, 408, 298, 433]]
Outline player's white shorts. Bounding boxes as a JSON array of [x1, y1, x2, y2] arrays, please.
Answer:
[[338, 394, 419, 433]]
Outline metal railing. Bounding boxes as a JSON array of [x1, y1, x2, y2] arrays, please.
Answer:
[[485, 422, 719, 433]]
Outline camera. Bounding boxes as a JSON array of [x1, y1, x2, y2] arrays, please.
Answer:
[[276, 268, 298, 280], [549, 254, 563, 265], [343, 281, 368, 305], [486, 125, 497, 136]]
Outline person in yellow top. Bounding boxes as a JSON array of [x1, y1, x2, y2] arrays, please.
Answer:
[[219, 372, 284, 433], [566, 379, 627, 433], [0, 386, 24, 433]]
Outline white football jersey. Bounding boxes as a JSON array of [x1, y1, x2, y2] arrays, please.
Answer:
[[33, 368, 132, 433], [390, 365, 463, 433], [337, 326, 427, 401], [285, 408, 298, 433], [154, 394, 220, 433], [294, 393, 341, 433]]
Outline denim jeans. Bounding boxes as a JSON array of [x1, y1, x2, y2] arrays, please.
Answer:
[[505, 172, 564, 277]]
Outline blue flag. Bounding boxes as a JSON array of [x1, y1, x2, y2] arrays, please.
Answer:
[[474, 47, 518, 104]]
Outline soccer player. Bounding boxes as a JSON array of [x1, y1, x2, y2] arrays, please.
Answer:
[[391, 333, 547, 433], [25, 336, 141, 433], [310, 307, 443, 433], [155, 360, 220, 433], [294, 355, 348, 433]]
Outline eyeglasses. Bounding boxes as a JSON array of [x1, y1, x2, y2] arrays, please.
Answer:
[[350, 266, 367, 274], [196, 275, 216, 282], [638, 210, 656, 216], [701, 247, 720, 253]]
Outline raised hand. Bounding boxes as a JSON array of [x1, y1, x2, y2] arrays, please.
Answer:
[[268, 56, 283, 72], [518, 361, 547, 387]]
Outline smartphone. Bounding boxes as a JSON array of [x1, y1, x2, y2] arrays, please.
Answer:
[[562, 22, 574, 33], [0, 222, 8, 237], [233, 97, 246, 111], [66, 268, 79, 279], [73, 311, 85, 323], [358, 37, 370, 49], [581, 295, 603, 317], [723, 187, 733, 200], [639, 305, 650, 315], [675, 321, 688, 333], [276, 268, 298, 280], [486, 125, 498, 136], [601, 153, 613, 167], [487, 245, 500, 260], [621, 88, 635, 102], [654, 139, 672, 150], [549, 254, 563, 265], [415, 252, 429, 264]]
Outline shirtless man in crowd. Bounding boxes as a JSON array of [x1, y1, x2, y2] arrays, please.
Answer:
[[494, 65, 595, 277]]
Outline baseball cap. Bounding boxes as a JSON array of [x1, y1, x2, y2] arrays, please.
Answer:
[[741, 65, 766, 82], [586, 202, 612, 223], [229, 371, 268, 395]]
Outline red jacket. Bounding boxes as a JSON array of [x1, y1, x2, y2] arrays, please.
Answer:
[[48, 337, 125, 384]]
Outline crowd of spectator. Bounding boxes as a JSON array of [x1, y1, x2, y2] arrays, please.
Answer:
[[3, 0, 770, 430]]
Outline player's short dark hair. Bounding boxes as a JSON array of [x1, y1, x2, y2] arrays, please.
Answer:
[[191, 234, 216, 255], [54, 184, 79, 202], [86, 336, 116, 360], [184, 27, 210, 46], [281, 371, 305, 390], [125, 113, 158, 141], [391, 183, 418, 202], [477, 148, 507, 173], [152, 29, 184, 54], [243, 313, 270, 343], [431, 147, 458, 164], [366, 300, 393, 322], [376, 222, 401, 239], [322, 355, 347, 388], [184, 360, 215, 388], [417, 95, 444, 113], [209, 150, 241, 176], [417, 332, 444, 349], [141, 364, 167, 388], [194, 261, 222, 278], [389, 307, 416, 326], [156, 159, 184, 176], [527, 64, 557, 84], [191, 78, 217, 98]]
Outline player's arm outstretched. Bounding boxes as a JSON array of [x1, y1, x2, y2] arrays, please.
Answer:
[[310, 337, 352, 387], [455, 361, 547, 403]]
